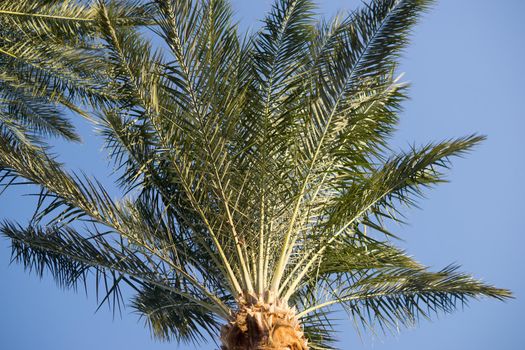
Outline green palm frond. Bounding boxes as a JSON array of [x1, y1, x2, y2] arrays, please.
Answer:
[[327, 135, 486, 232], [278, 135, 485, 302], [132, 283, 224, 343], [0, 0, 96, 38], [0, 131, 120, 225], [2, 222, 229, 318], [3, 222, 146, 290], [0, 85, 79, 141], [293, 234, 510, 335], [0, 0, 156, 145], [248, 0, 317, 293], [298, 264, 510, 333], [267, 0, 434, 296], [300, 310, 338, 350], [0, 0, 154, 37], [318, 237, 423, 274]]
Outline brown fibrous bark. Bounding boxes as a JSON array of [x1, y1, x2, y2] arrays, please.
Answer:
[[220, 292, 308, 350]]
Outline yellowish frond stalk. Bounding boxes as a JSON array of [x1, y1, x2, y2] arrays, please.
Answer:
[[257, 193, 266, 295], [0, 10, 93, 21]]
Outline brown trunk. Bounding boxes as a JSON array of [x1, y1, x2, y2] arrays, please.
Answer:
[[220, 292, 308, 350]]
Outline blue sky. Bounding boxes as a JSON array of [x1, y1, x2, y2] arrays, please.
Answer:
[[1, 0, 524, 349]]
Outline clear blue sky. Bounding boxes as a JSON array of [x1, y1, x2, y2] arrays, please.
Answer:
[[1, 0, 523, 349]]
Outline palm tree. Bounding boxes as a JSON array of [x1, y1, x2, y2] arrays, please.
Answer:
[[0, 0, 511, 349]]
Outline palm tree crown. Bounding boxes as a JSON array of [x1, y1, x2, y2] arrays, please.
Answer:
[[0, 0, 511, 349]]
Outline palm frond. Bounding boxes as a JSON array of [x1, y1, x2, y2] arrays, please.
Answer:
[[2, 221, 230, 319], [132, 283, 223, 344], [300, 310, 339, 350], [328, 135, 486, 232], [2, 222, 150, 310], [293, 231, 510, 335], [0, 0, 154, 38], [268, 0, 433, 296], [280, 135, 485, 302], [249, 0, 317, 294], [0, 0, 157, 146], [0, 131, 118, 225], [318, 237, 423, 275], [0, 83, 79, 142], [298, 264, 511, 333], [0, 0, 97, 38]]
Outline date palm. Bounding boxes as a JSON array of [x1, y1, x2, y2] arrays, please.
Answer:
[[0, 0, 511, 349]]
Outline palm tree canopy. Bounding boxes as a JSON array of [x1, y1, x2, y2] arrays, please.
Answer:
[[0, 0, 511, 349]]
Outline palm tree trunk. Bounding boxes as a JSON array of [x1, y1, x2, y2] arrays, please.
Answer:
[[220, 292, 308, 350]]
